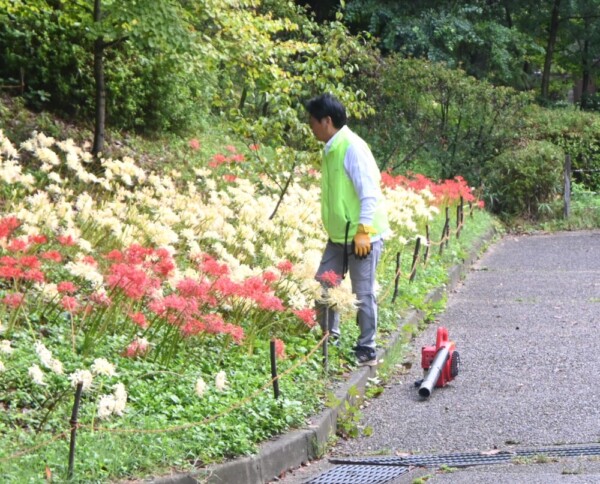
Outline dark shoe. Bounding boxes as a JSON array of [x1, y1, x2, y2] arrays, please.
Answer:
[[354, 346, 377, 367]]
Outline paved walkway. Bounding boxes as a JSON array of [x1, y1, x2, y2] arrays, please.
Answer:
[[277, 231, 600, 483]]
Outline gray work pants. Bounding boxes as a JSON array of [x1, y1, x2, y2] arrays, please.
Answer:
[[315, 239, 383, 349]]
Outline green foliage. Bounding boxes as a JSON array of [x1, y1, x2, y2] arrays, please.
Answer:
[[356, 56, 531, 183], [523, 105, 600, 189], [485, 140, 564, 217], [345, 0, 543, 88]]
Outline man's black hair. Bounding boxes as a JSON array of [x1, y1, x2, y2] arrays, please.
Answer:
[[305, 93, 347, 129]]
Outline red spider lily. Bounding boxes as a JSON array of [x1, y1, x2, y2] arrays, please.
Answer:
[[0, 256, 17, 266], [249, 144, 260, 151], [180, 318, 205, 337], [477, 200, 485, 208], [256, 294, 285, 311], [105, 249, 124, 262], [22, 269, 45, 283], [57, 281, 78, 294], [28, 234, 48, 245], [225, 145, 237, 153], [0, 265, 23, 279], [262, 270, 278, 283], [189, 138, 201, 150], [122, 337, 150, 358], [382, 172, 476, 205], [292, 308, 317, 328], [7, 238, 28, 252], [230, 153, 245, 163], [317, 270, 341, 287], [151, 248, 175, 278], [123, 244, 154, 265], [238, 276, 285, 311], [199, 254, 230, 277], [90, 291, 112, 307], [277, 260, 293, 274], [57, 235, 76, 246], [182, 313, 244, 343], [80, 255, 98, 267], [212, 275, 239, 297], [148, 294, 199, 323], [176, 278, 217, 305], [107, 263, 159, 300], [61, 295, 80, 313], [128, 312, 148, 329], [0, 216, 20, 239], [272, 338, 286, 359], [209, 153, 228, 168], [19, 256, 41, 269], [223, 174, 237, 183], [41, 250, 62, 262], [2, 292, 25, 309], [0, 253, 43, 280]]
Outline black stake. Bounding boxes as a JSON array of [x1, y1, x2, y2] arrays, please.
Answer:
[[270, 340, 280, 399], [445, 206, 450, 248], [439, 211, 449, 256], [392, 251, 401, 303], [67, 382, 83, 480], [423, 224, 430, 264], [409, 237, 421, 282]]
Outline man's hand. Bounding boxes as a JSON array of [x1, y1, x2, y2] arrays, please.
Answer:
[[353, 224, 375, 259]]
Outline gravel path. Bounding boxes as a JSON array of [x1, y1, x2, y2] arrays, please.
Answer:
[[276, 231, 600, 483]]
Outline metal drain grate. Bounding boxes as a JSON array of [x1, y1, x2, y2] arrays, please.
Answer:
[[306, 464, 409, 484], [329, 444, 600, 468]]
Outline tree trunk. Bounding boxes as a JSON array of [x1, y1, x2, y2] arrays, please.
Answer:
[[541, 0, 561, 100], [580, 36, 590, 109], [92, 0, 106, 157]]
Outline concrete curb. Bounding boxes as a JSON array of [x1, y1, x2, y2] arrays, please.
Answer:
[[147, 227, 498, 484]]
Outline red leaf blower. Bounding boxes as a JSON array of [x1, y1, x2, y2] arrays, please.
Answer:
[[416, 326, 460, 398]]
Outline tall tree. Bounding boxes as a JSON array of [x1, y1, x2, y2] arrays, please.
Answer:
[[541, 0, 563, 100], [88, 0, 192, 156]]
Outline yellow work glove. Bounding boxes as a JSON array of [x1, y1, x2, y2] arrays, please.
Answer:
[[353, 224, 376, 259]]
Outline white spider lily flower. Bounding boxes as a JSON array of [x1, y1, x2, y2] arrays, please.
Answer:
[[28, 364, 47, 386], [69, 369, 94, 392], [215, 371, 228, 392], [195, 377, 207, 398], [0, 340, 14, 354], [91, 358, 116, 377]]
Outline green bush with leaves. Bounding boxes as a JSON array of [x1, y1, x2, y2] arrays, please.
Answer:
[[522, 105, 600, 190], [355, 56, 531, 182], [485, 140, 564, 217]]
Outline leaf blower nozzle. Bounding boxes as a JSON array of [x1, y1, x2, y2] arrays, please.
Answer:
[[418, 326, 460, 398]]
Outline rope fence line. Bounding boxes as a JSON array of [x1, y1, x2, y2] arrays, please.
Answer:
[[378, 199, 473, 304], [0, 332, 330, 463]]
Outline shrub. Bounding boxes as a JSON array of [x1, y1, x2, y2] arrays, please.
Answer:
[[485, 140, 564, 218]]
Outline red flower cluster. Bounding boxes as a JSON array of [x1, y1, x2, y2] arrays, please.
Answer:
[[0, 255, 45, 283], [381, 172, 476, 205], [0, 216, 20, 239], [317, 270, 341, 288], [292, 308, 316, 328]]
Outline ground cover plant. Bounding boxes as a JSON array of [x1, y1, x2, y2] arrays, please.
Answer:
[[0, 130, 495, 482]]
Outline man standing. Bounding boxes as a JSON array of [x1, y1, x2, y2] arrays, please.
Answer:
[[305, 93, 389, 367]]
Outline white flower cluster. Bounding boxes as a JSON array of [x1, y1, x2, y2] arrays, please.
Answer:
[[91, 358, 116, 377], [194, 370, 229, 397], [97, 383, 128, 419], [0, 339, 13, 374], [34, 341, 64, 375], [69, 369, 94, 392]]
